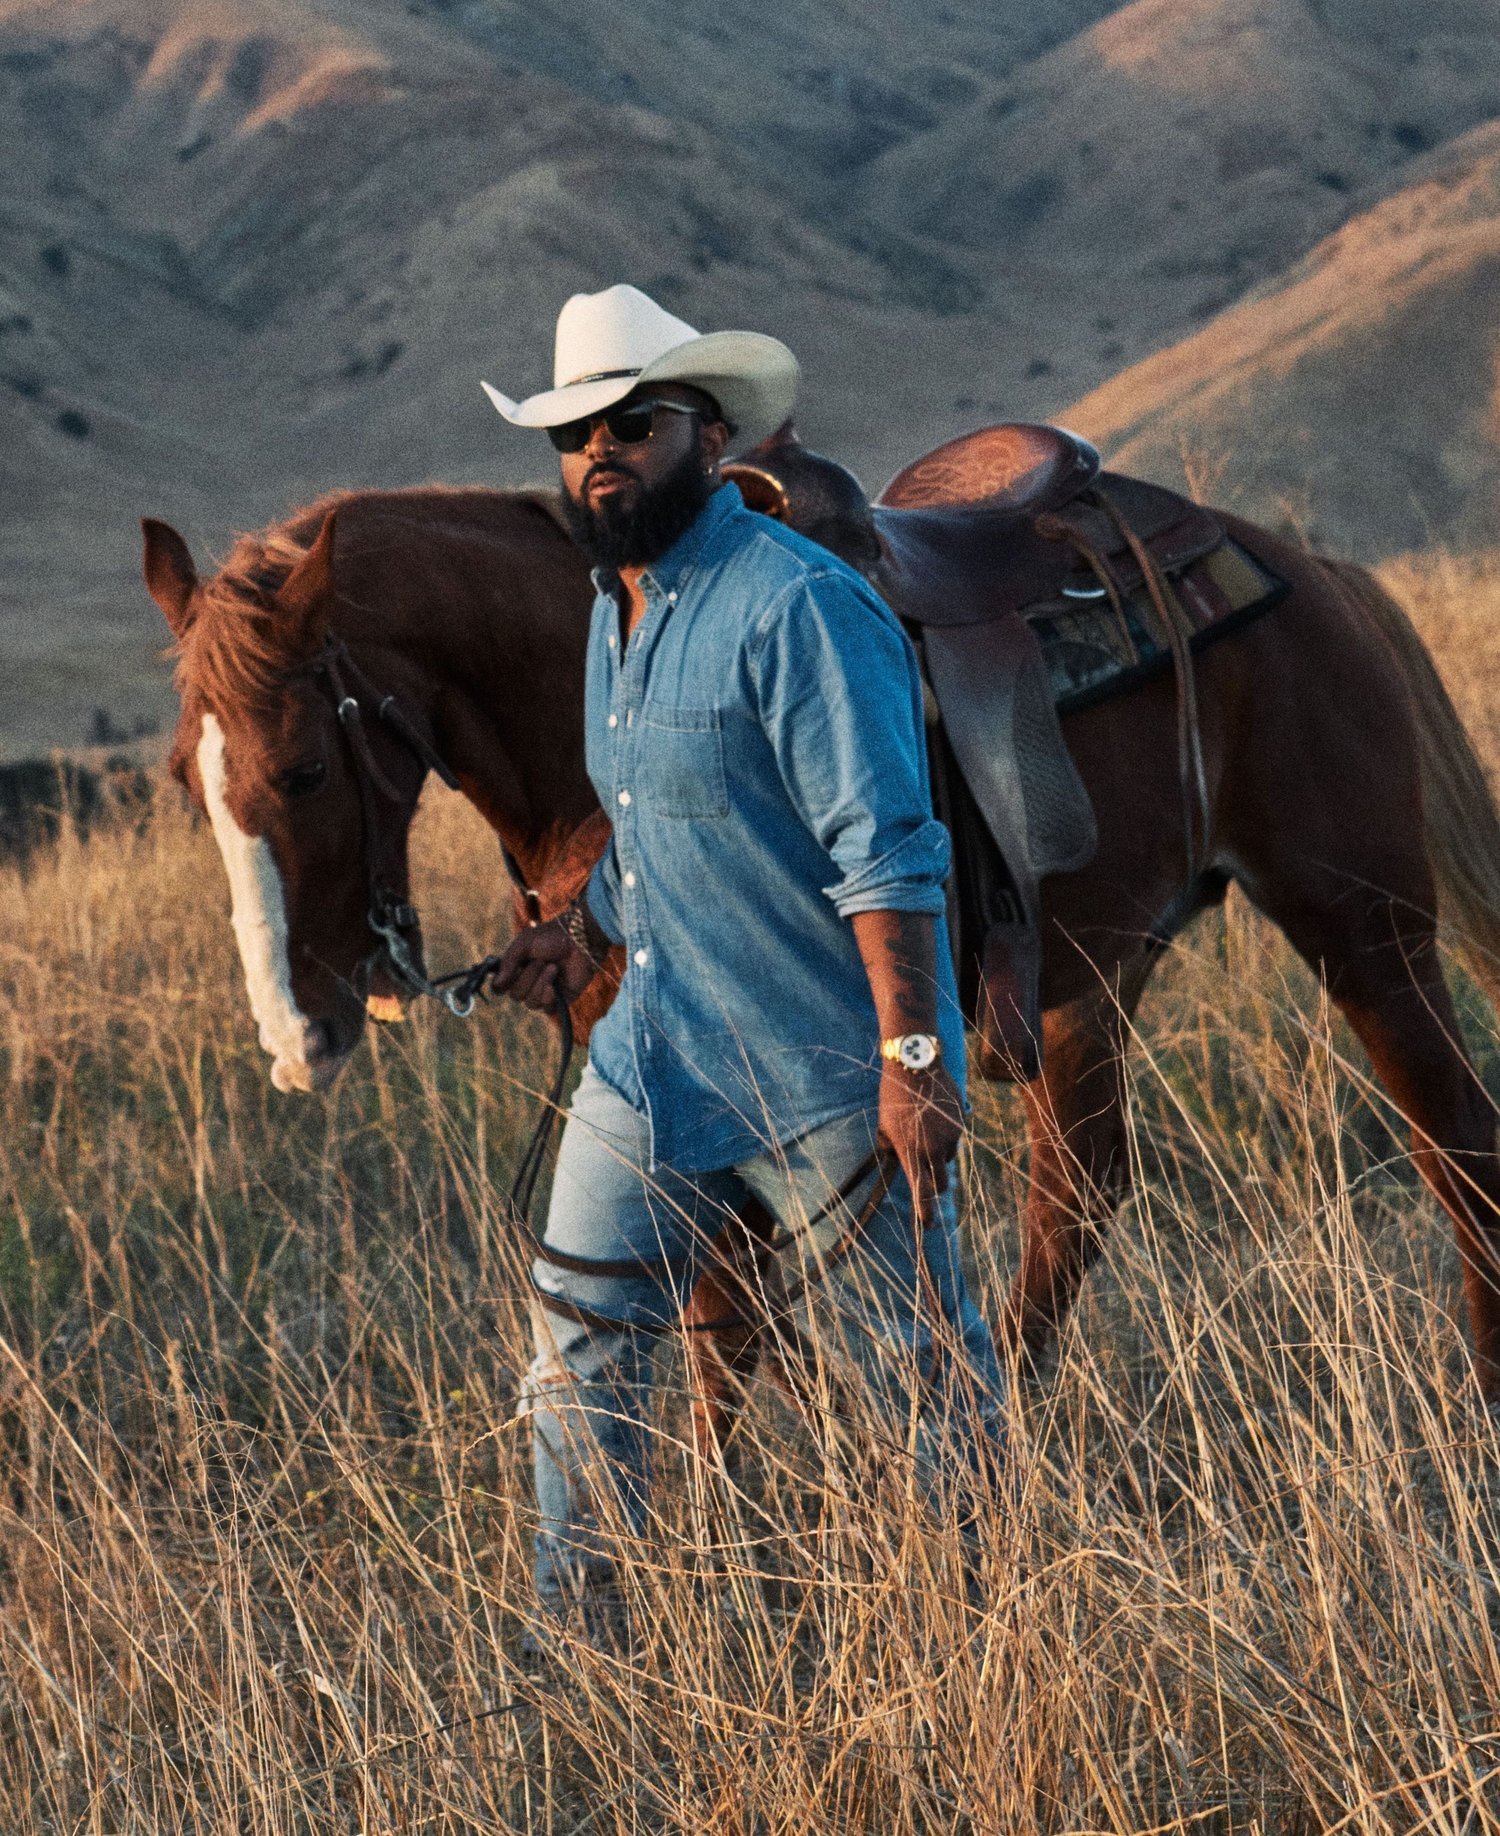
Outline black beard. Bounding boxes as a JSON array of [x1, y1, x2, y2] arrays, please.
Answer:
[[561, 442, 716, 569]]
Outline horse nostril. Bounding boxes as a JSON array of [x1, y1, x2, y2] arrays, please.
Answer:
[[302, 1018, 336, 1063]]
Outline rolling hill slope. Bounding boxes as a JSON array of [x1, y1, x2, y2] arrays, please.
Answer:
[[1066, 120, 1500, 556], [1, 0, 1498, 751]]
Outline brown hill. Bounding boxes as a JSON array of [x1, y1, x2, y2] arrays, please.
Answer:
[[1, 0, 1498, 752], [865, 0, 1500, 375], [1067, 120, 1500, 558]]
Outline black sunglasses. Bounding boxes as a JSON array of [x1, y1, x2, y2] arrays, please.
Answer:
[[547, 397, 700, 454]]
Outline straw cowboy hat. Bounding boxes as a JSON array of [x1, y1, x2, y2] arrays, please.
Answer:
[[481, 284, 799, 450]]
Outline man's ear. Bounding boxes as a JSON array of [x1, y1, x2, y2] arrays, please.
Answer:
[[276, 511, 339, 654], [142, 518, 199, 637], [701, 417, 732, 470]]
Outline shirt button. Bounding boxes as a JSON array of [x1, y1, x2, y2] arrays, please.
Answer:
[[623, 870, 637, 889], [607, 634, 617, 650], [607, 714, 618, 729], [617, 789, 631, 807], [667, 591, 678, 605], [633, 948, 649, 967]]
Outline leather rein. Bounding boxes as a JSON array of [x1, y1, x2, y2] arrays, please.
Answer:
[[312, 634, 573, 1221]]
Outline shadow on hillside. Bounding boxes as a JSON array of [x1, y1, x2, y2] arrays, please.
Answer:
[[0, 757, 155, 864]]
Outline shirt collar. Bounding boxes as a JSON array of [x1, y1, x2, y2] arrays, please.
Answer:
[[589, 482, 745, 601]]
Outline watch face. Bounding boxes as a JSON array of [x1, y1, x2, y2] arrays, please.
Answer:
[[897, 1034, 938, 1071]]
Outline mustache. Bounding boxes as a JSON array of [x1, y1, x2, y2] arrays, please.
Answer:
[[584, 461, 641, 489]]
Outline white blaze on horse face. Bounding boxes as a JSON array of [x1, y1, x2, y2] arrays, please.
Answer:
[[196, 713, 321, 1093]]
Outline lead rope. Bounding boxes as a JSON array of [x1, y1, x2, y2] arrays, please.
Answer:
[[425, 873, 576, 1232], [419, 886, 576, 1233], [506, 1002, 575, 1230]]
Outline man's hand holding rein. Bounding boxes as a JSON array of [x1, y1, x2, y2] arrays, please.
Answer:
[[488, 895, 610, 1013]]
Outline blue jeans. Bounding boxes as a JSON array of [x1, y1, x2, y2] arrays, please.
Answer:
[[521, 1064, 1007, 1602]]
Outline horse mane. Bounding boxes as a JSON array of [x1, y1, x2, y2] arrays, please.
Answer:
[[176, 483, 571, 711], [176, 488, 353, 711], [508, 485, 571, 535]]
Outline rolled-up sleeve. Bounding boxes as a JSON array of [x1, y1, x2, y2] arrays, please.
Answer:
[[751, 572, 951, 918], [585, 837, 626, 945]]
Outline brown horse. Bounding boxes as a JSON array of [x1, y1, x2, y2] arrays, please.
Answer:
[[142, 487, 614, 1094], [143, 460, 1500, 1415]]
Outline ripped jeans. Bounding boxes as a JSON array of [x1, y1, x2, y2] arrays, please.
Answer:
[[519, 1064, 1007, 1604]]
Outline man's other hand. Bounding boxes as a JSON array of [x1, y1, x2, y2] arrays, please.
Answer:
[[877, 1058, 965, 1227], [488, 919, 598, 1014]]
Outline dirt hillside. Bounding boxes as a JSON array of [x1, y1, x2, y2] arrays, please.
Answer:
[[1067, 119, 1500, 557], [2, 0, 1498, 752]]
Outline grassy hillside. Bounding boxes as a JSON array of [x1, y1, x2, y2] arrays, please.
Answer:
[[2, 554, 1500, 1829]]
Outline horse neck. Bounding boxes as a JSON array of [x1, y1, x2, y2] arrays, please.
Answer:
[[335, 506, 596, 893]]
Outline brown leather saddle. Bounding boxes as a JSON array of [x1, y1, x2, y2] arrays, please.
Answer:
[[875, 423, 1224, 626], [871, 427, 1225, 1080]]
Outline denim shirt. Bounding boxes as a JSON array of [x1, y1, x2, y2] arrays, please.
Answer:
[[582, 482, 964, 1172]]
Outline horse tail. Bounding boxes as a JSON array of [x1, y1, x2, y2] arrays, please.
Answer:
[[1323, 556, 1500, 1000]]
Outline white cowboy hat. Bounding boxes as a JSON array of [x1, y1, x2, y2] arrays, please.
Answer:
[[480, 284, 798, 450]]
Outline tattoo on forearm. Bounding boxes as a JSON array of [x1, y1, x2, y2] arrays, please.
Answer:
[[851, 909, 939, 1037]]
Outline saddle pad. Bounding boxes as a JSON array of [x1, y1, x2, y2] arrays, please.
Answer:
[[1027, 537, 1289, 716]]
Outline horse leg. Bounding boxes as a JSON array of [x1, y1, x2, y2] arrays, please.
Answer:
[[682, 1201, 779, 1464], [1248, 882, 1500, 1396], [1004, 951, 1157, 1363]]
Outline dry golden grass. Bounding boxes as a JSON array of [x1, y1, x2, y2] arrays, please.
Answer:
[[1380, 549, 1500, 759], [5, 567, 1500, 1832]]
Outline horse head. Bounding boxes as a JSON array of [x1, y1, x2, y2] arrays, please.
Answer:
[[724, 422, 882, 579], [144, 507, 423, 1094]]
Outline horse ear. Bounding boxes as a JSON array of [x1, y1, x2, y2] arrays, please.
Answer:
[[276, 511, 339, 651], [141, 518, 199, 636], [723, 464, 789, 522]]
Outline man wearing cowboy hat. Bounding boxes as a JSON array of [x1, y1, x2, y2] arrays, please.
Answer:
[[486, 285, 1005, 1631]]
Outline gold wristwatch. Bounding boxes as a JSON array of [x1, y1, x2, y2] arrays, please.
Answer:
[[880, 1033, 941, 1072]]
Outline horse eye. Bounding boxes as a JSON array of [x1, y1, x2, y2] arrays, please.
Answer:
[[278, 760, 327, 798]]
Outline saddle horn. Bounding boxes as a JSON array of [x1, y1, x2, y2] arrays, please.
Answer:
[[723, 463, 790, 522]]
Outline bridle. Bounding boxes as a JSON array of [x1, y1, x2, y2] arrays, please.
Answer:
[[313, 634, 535, 1016], [311, 634, 572, 1219]]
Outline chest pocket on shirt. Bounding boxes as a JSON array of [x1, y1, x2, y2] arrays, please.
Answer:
[[636, 704, 729, 819]]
